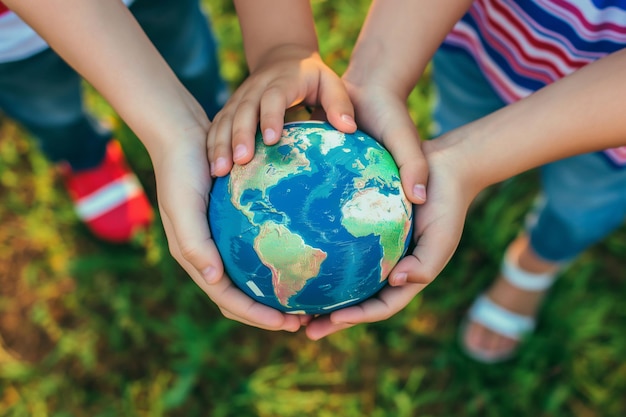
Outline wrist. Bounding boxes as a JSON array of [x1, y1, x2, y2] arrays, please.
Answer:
[[127, 89, 210, 165], [344, 34, 428, 99], [425, 127, 491, 203], [249, 43, 320, 73]]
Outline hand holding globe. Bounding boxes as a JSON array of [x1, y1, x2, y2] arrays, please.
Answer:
[[209, 121, 413, 314]]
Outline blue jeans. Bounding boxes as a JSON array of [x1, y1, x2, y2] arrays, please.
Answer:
[[432, 47, 626, 263], [0, 0, 227, 171]]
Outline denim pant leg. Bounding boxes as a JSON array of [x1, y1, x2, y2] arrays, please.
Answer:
[[432, 47, 626, 263], [0, 49, 111, 170], [529, 157, 626, 263], [131, 0, 228, 119], [431, 47, 506, 136]]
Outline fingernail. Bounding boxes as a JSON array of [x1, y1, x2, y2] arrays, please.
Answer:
[[341, 114, 357, 128], [413, 184, 427, 202], [391, 272, 407, 286], [233, 144, 247, 161], [212, 157, 227, 175], [263, 128, 277, 143], [201, 266, 219, 284]]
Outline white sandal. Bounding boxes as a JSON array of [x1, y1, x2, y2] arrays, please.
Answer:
[[460, 251, 559, 363]]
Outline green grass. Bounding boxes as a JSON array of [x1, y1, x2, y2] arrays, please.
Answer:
[[1, 1, 626, 416]]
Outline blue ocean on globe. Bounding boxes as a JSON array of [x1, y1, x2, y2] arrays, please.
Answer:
[[209, 121, 413, 314]]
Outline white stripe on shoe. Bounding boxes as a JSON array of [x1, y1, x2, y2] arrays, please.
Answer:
[[74, 173, 142, 221]]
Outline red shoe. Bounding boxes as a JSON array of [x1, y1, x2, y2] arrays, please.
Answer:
[[62, 140, 154, 243]]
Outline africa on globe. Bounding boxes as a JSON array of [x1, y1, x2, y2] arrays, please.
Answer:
[[208, 121, 413, 315]]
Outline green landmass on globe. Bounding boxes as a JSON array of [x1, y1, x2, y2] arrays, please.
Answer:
[[209, 121, 413, 314]]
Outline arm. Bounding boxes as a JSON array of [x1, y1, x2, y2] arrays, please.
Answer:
[[304, 0, 473, 340], [5, 0, 303, 332], [434, 48, 626, 192], [346, 0, 473, 98], [235, 0, 318, 73], [5, 0, 201, 150], [341, 0, 474, 202], [394, 46, 626, 285], [206, 0, 357, 176], [307, 42, 626, 339]]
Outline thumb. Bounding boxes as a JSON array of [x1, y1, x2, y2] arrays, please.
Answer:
[[389, 205, 466, 286], [160, 200, 225, 285], [317, 72, 357, 133], [156, 169, 225, 285], [378, 115, 429, 206]]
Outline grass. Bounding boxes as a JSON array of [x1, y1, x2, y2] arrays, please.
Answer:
[[1, 1, 626, 416]]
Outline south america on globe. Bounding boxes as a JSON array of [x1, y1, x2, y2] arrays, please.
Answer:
[[208, 121, 413, 315]]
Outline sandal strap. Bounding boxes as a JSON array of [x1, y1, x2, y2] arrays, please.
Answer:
[[501, 252, 557, 292], [468, 295, 535, 340]]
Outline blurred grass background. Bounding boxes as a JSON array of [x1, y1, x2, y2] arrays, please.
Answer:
[[1, 1, 626, 416]]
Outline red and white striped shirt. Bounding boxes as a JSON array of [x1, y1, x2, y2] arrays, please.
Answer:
[[443, 0, 626, 166], [0, 0, 134, 63], [0, 2, 48, 62]]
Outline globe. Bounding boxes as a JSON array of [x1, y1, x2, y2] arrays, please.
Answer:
[[208, 121, 413, 314]]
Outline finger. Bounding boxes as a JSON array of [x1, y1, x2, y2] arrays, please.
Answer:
[[209, 280, 303, 332], [299, 314, 314, 326], [168, 236, 302, 332], [163, 206, 303, 331], [332, 282, 425, 324], [231, 94, 263, 166], [156, 152, 225, 286], [317, 71, 357, 133], [259, 85, 290, 145], [305, 282, 425, 340], [161, 203, 224, 285], [305, 315, 354, 340], [388, 209, 465, 285], [379, 116, 429, 205], [207, 110, 235, 177]]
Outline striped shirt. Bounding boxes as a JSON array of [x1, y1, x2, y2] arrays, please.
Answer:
[[443, 0, 626, 166], [0, 2, 48, 62], [0, 0, 134, 63]]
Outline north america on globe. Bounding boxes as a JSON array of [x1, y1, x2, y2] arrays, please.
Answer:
[[209, 121, 413, 314]]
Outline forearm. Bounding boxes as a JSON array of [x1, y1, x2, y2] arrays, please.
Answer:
[[233, 0, 319, 72], [439, 48, 626, 196], [5, 0, 208, 157], [344, 0, 473, 97]]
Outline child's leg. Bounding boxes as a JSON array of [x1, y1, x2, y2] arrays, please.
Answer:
[[131, 0, 228, 119], [463, 233, 562, 362], [530, 154, 626, 263], [0, 49, 153, 243], [0, 48, 110, 170], [466, 155, 626, 361], [432, 46, 626, 362]]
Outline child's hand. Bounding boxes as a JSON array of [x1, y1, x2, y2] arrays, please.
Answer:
[[303, 136, 477, 339], [152, 127, 303, 332], [207, 45, 356, 177], [298, 80, 434, 339], [304, 282, 427, 340], [384, 137, 473, 286], [195, 273, 306, 332], [342, 79, 429, 206]]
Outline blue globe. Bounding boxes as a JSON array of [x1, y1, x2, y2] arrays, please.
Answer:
[[208, 121, 413, 314]]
